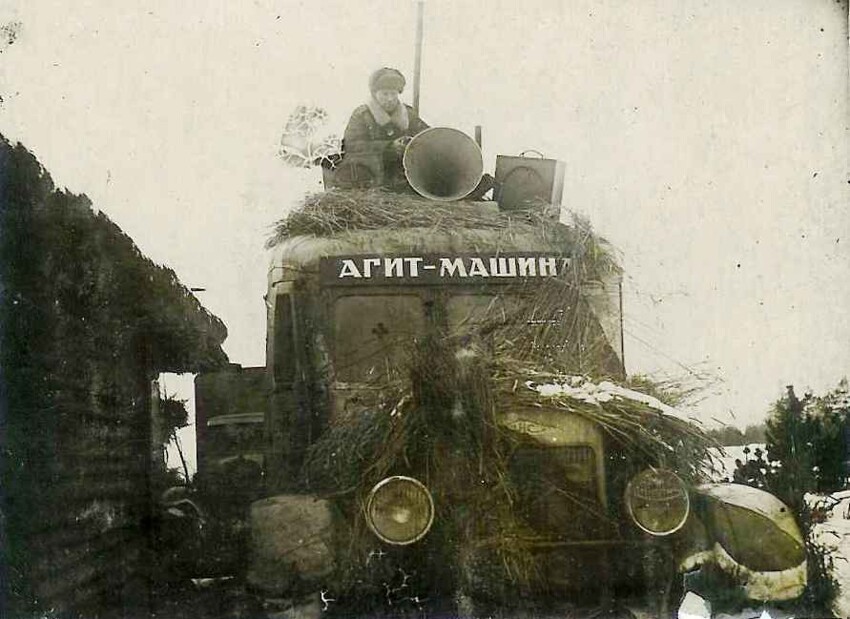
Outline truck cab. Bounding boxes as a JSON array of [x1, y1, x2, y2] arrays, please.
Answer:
[[251, 198, 689, 610], [245, 189, 806, 616]]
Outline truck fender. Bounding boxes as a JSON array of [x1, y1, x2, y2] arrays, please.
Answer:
[[678, 483, 806, 601]]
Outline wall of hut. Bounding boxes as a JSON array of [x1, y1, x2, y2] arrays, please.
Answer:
[[0, 137, 227, 618]]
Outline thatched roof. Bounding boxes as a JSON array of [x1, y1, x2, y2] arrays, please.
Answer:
[[0, 137, 228, 373]]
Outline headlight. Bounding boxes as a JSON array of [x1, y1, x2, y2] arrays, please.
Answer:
[[365, 476, 435, 545], [624, 468, 690, 536]]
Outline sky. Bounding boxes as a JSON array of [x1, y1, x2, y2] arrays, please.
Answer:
[[1, 1, 848, 466]]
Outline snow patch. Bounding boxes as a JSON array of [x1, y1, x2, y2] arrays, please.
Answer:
[[678, 591, 711, 619], [525, 376, 695, 422]]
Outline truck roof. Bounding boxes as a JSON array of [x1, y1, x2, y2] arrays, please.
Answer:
[[267, 189, 620, 280]]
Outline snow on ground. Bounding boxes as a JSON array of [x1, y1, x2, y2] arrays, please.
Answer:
[[808, 491, 850, 618]]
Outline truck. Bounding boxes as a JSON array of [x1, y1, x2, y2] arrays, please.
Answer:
[[193, 129, 807, 617]]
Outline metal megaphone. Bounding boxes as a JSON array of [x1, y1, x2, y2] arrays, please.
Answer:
[[403, 127, 484, 201]]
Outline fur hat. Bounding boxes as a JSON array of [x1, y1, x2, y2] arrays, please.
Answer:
[[369, 67, 406, 94]]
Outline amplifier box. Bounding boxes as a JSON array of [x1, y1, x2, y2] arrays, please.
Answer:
[[494, 153, 565, 210]]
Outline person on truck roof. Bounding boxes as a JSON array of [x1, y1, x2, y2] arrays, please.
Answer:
[[343, 67, 430, 184]]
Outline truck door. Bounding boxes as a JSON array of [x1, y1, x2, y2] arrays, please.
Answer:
[[266, 287, 300, 492]]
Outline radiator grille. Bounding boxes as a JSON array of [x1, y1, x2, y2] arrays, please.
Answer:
[[509, 445, 604, 539]]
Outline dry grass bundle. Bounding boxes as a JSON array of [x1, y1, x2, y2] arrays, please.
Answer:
[[303, 330, 716, 600], [490, 358, 718, 483], [269, 189, 543, 239], [300, 408, 393, 494]]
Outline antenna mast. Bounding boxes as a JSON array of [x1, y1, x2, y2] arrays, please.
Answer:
[[412, 0, 424, 113]]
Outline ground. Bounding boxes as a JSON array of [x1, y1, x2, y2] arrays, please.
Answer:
[[149, 579, 807, 619], [151, 464, 850, 618]]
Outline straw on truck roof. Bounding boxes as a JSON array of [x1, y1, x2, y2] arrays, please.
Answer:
[[268, 188, 621, 284]]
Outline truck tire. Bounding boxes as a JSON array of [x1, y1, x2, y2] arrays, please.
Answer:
[[246, 494, 335, 597]]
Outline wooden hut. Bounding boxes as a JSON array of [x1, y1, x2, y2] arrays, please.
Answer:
[[0, 137, 228, 618]]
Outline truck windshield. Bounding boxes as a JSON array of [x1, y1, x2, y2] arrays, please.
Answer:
[[446, 294, 526, 335], [447, 291, 573, 364], [333, 295, 424, 382]]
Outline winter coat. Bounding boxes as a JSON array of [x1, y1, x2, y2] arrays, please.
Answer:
[[342, 103, 429, 155]]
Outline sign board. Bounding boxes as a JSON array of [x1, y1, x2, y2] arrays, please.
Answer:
[[320, 253, 572, 286]]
